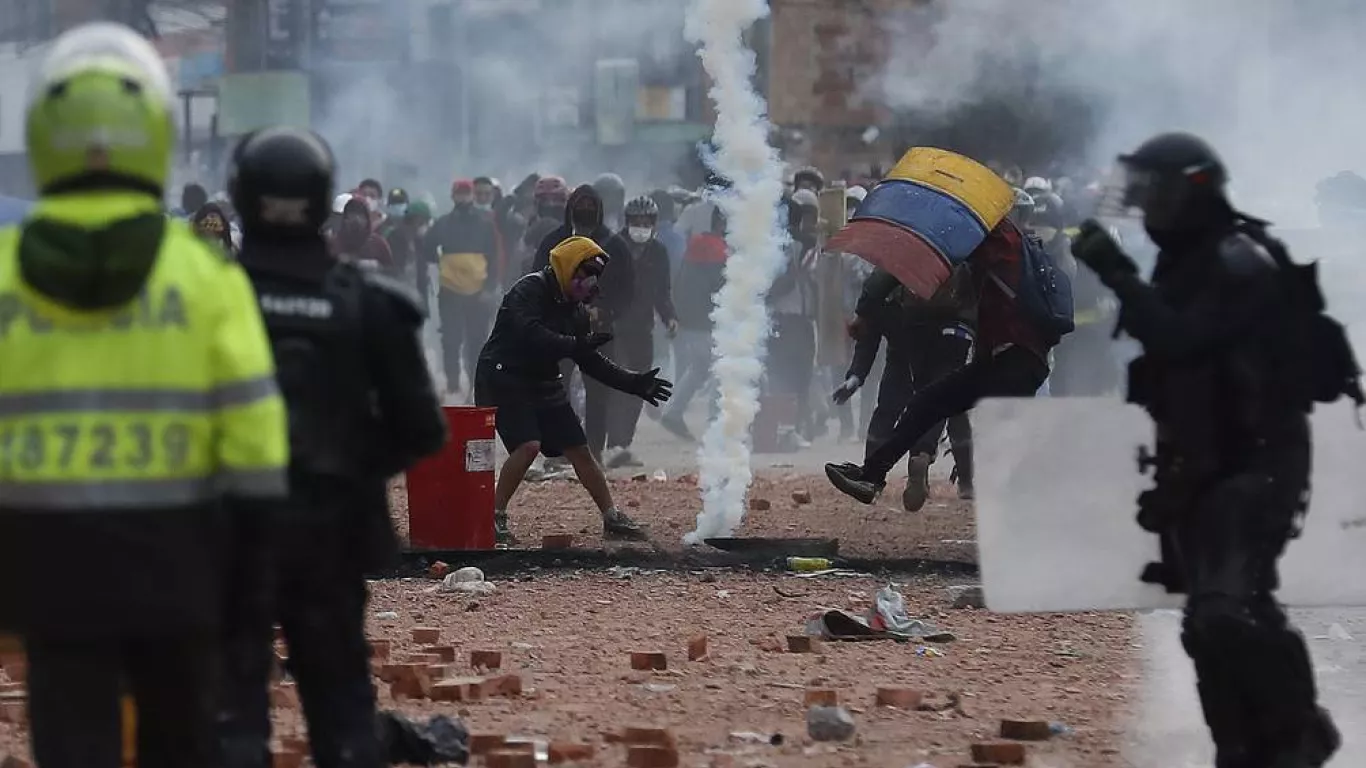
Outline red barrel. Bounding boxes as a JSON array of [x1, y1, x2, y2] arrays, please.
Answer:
[[405, 406, 497, 550]]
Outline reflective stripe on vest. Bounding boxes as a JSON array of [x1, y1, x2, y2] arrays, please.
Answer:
[[0, 214, 289, 511]]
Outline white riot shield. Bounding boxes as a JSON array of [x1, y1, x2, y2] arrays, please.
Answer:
[[974, 397, 1366, 612]]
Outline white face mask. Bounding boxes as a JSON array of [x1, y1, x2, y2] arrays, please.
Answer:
[[628, 226, 654, 244]]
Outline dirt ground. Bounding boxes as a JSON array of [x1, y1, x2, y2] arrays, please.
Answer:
[[0, 415, 1140, 766], [347, 573, 1135, 767], [0, 571, 1136, 767]]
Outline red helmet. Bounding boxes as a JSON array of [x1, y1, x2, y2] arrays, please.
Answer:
[[533, 175, 569, 201]]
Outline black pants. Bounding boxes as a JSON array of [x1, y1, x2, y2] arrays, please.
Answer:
[[864, 328, 974, 481], [219, 507, 382, 768], [1168, 422, 1326, 761], [607, 331, 654, 449], [26, 633, 217, 768], [439, 292, 491, 391], [864, 344, 1048, 482], [769, 313, 817, 434]]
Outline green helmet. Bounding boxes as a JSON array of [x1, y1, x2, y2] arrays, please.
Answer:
[[26, 22, 175, 196]]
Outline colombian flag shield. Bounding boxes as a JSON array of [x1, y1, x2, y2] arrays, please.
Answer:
[[828, 148, 1014, 299]]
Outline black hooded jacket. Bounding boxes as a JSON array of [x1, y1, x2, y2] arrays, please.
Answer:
[[532, 184, 635, 326]]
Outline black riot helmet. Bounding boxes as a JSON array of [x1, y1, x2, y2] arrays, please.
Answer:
[[1117, 132, 1228, 233], [228, 126, 336, 242]]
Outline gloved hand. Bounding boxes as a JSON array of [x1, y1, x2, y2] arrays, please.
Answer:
[[631, 367, 673, 407], [665, 318, 679, 339], [575, 332, 613, 354], [832, 375, 862, 404], [1071, 219, 1139, 287]]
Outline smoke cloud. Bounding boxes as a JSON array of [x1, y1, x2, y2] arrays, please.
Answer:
[[875, 0, 1366, 226], [681, 0, 787, 545]]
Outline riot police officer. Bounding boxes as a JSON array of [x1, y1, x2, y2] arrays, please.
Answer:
[[1071, 132, 1341, 768], [218, 126, 448, 768]]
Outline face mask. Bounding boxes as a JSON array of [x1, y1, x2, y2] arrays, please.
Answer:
[[628, 227, 654, 244], [568, 273, 600, 303], [476, 203, 493, 212], [453, 198, 474, 210], [388, 204, 408, 218]]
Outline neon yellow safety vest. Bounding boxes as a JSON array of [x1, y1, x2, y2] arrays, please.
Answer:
[[0, 193, 288, 509]]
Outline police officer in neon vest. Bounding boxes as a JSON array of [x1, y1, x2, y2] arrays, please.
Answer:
[[0, 22, 289, 768], [217, 127, 447, 768]]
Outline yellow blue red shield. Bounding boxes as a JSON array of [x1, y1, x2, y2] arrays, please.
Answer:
[[828, 148, 1014, 299]]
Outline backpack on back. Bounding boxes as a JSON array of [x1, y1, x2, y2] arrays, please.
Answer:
[[1238, 218, 1365, 410], [988, 222, 1076, 344]]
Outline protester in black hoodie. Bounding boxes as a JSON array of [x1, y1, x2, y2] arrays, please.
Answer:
[[532, 184, 636, 460], [603, 196, 677, 468]]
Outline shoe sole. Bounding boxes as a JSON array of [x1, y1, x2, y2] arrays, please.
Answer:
[[902, 455, 932, 512], [824, 464, 878, 505]]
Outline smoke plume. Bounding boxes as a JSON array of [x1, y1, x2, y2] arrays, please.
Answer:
[[681, 0, 787, 545]]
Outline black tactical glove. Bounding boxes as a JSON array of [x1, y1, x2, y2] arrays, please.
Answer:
[[631, 367, 673, 407], [1071, 219, 1139, 287], [832, 374, 862, 405], [575, 332, 613, 354]]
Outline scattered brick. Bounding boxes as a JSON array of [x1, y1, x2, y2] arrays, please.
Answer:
[[269, 683, 298, 709], [411, 627, 441, 645], [548, 742, 595, 764], [485, 674, 523, 697], [631, 473, 649, 482], [368, 639, 391, 660], [0, 702, 25, 725], [378, 663, 418, 683], [271, 750, 304, 768], [0, 683, 23, 696], [280, 736, 308, 754], [971, 741, 1027, 765], [804, 688, 839, 707], [786, 635, 819, 653], [424, 646, 457, 663], [406, 653, 444, 665], [470, 650, 503, 670], [430, 678, 484, 702], [389, 670, 433, 701], [542, 534, 574, 549], [486, 750, 536, 768], [428, 561, 451, 579], [498, 741, 537, 755], [0, 755, 33, 768], [621, 727, 676, 748], [426, 664, 452, 679], [630, 651, 668, 671], [791, 490, 813, 504], [468, 734, 506, 755], [1000, 719, 1053, 741], [687, 635, 709, 661], [875, 687, 924, 709], [748, 497, 771, 511], [627, 745, 680, 768]]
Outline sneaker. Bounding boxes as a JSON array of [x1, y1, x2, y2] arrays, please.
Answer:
[[824, 462, 883, 505], [606, 448, 643, 469], [494, 512, 516, 546], [602, 509, 648, 541], [901, 453, 932, 512], [660, 415, 696, 442]]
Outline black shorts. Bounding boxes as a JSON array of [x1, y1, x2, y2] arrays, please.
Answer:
[[474, 363, 587, 458]]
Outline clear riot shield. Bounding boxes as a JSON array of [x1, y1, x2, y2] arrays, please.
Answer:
[[973, 396, 1366, 612]]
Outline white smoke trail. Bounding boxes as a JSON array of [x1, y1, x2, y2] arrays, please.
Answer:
[[681, 0, 788, 545]]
